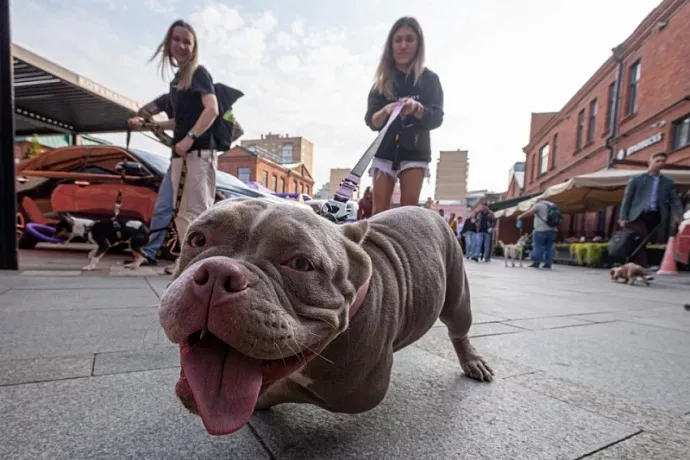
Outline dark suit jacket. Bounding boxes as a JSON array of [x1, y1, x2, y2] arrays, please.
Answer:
[[619, 172, 683, 240]]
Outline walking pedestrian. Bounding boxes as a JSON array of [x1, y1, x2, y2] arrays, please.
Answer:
[[518, 200, 560, 269], [131, 19, 220, 274], [461, 216, 477, 260]]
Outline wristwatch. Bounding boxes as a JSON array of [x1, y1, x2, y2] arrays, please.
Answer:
[[186, 130, 198, 140]]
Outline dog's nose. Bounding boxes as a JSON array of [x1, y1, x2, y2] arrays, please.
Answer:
[[192, 258, 249, 307]]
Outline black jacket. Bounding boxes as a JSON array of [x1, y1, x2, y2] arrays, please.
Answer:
[[364, 68, 444, 166]]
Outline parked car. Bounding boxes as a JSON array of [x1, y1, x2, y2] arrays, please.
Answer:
[[15, 145, 301, 257]]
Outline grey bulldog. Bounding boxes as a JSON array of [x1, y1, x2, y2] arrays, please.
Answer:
[[159, 198, 493, 436]]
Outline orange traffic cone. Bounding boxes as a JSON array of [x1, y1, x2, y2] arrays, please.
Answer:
[[657, 236, 678, 275]]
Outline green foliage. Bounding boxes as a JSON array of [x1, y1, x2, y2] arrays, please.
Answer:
[[25, 134, 42, 159], [569, 242, 609, 267]]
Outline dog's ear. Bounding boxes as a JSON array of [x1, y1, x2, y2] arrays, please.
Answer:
[[340, 220, 369, 245]]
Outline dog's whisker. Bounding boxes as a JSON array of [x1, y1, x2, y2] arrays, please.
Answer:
[[297, 312, 337, 330], [297, 340, 333, 365]]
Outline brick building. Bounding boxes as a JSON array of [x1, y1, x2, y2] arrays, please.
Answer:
[[218, 146, 315, 196], [520, 0, 690, 240], [240, 133, 314, 177]]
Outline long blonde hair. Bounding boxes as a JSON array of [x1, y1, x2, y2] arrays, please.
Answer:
[[150, 20, 199, 90], [373, 17, 426, 100]]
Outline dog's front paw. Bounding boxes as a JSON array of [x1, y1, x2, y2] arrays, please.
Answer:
[[81, 265, 95, 271], [123, 263, 136, 270], [461, 356, 495, 382]]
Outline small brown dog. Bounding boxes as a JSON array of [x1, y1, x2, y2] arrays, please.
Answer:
[[610, 262, 650, 286]]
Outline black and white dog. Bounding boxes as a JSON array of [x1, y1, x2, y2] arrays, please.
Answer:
[[54, 213, 151, 271]]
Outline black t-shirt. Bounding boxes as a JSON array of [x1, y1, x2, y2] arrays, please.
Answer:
[[169, 65, 216, 156]]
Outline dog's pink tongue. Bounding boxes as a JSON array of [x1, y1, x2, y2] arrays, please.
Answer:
[[181, 334, 263, 436]]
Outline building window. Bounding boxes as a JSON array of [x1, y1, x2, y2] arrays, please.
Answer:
[[576, 109, 585, 151], [293, 180, 298, 193], [237, 167, 250, 182], [279, 178, 285, 193], [261, 171, 268, 187], [551, 133, 558, 169], [281, 144, 293, 163], [671, 114, 690, 150], [538, 143, 549, 175], [271, 174, 278, 191], [606, 82, 616, 132], [587, 99, 597, 143], [626, 60, 640, 116]]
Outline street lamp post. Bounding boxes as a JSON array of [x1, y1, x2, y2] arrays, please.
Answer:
[[0, 0, 18, 270]]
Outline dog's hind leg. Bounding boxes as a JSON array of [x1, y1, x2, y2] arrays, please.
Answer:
[[124, 236, 149, 269], [439, 256, 494, 382], [82, 244, 109, 271]]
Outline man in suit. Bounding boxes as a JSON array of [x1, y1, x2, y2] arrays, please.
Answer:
[[619, 151, 683, 267]]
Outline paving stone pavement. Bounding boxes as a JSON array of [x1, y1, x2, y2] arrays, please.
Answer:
[[1, 260, 689, 459]]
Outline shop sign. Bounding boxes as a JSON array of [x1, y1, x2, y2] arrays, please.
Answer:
[[76, 75, 140, 111], [616, 132, 664, 159]]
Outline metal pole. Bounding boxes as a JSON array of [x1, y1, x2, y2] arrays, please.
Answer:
[[0, 0, 18, 270]]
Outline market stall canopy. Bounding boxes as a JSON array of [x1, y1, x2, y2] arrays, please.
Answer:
[[495, 168, 690, 218], [13, 43, 162, 136]]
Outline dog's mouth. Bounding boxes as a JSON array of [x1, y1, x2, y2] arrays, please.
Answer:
[[176, 329, 316, 436]]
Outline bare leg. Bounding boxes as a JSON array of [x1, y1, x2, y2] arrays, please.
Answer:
[[372, 170, 395, 215], [398, 167, 425, 207]]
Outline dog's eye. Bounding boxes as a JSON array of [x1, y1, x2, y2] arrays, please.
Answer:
[[287, 256, 314, 272], [187, 231, 206, 248]]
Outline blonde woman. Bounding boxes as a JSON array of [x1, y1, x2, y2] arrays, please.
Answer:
[[129, 19, 219, 264], [364, 16, 444, 215]]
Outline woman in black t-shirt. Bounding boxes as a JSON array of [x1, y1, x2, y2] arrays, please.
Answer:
[[129, 19, 219, 256], [364, 16, 444, 215]]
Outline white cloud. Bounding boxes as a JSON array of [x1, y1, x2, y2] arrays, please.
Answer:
[[272, 31, 300, 51], [291, 18, 305, 37], [252, 11, 278, 32], [276, 55, 301, 73], [143, 0, 179, 14], [9, 0, 665, 197]]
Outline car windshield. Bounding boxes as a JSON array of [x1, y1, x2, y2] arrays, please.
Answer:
[[131, 149, 250, 187], [128, 148, 286, 201], [216, 170, 251, 189], [128, 149, 171, 174]]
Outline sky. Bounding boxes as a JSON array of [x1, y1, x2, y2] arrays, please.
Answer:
[[11, 0, 662, 198]]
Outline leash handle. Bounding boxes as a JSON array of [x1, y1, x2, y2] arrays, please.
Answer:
[[331, 101, 404, 206]]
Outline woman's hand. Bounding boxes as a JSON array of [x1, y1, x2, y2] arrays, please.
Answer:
[[174, 136, 193, 157], [384, 101, 399, 115], [127, 116, 146, 130], [401, 98, 424, 118], [370, 102, 401, 130]]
